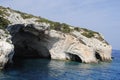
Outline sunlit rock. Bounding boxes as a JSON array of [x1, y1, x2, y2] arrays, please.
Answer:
[[0, 6, 112, 69]]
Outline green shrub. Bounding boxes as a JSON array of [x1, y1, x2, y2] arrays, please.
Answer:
[[21, 14, 33, 19], [36, 18, 73, 33], [74, 27, 81, 32], [81, 28, 100, 38], [61, 23, 71, 33], [95, 33, 104, 41], [0, 7, 10, 17], [0, 17, 10, 29], [52, 22, 61, 30], [36, 18, 52, 23], [82, 28, 99, 34], [20, 13, 34, 19], [81, 31, 94, 38], [0, 9, 4, 15], [36, 18, 57, 30], [0, 9, 6, 17], [15, 10, 34, 19]]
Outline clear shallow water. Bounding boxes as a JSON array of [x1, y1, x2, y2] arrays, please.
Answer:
[[0, 50, 120, 80]]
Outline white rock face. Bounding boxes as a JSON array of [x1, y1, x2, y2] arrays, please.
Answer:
[[47, 30, 112, 63], [47, 30, 97, 63], [7, 23, 112, 63], [0, 30, 14, 69], [72, 31, 112, 61]]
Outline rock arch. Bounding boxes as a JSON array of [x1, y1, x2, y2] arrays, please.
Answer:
[[9, 24, 51, 63], [66, 53, 82, 62]]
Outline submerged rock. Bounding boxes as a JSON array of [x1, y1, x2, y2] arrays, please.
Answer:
[[0, 6, 112, 69]]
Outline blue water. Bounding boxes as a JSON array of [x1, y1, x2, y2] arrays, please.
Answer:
[[0, 50, 120, 80]]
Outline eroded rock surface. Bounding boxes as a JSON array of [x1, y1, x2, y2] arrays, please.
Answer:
[[0, 6, 112, 69], [0, 29, 14, 69], [7, 24, 112, 63]]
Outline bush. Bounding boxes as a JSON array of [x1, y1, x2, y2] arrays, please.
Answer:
[[15, 10, 34, 19], [0, 9, 4, 15], [95, 33, 104, 41], [74, 27, 81, 32], [0, 8, 6, 17], [0, 17, 10, 29], [0, 7, 10, 17], [61, 23, 72, 33], [36, 18, 72, 33], [81, 31, 95, 38], [36, 18, 52, 23], [81, 28, 100, 38], [22, 14, 34, 19], [53, 22, 61, 30]]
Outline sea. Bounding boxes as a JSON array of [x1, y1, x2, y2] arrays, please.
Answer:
[[0, 50, 120, 80]]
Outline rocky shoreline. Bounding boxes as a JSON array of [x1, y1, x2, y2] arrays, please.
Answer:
[[0, 6, 112, 69]]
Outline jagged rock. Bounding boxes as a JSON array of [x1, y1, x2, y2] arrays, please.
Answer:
[[0, 6, 112, 69], [0, 29, 14, 69]]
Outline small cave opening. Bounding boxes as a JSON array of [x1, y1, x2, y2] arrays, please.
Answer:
[[95, 52, 102, 61], [11, 30, 51, 64], [66, 53, 82, 62]]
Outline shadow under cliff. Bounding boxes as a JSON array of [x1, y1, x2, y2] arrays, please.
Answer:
[[7, 24, 52, 65], [5, 24, 84, 68]]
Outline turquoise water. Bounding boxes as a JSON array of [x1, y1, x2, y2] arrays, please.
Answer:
[[0, 50, 120, 80]]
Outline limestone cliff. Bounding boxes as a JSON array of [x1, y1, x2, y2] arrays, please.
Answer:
[[0, 29, 14, 69], [0, 6, 112, 69]]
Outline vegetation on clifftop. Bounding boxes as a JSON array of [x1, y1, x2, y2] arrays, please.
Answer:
[[73, 27, 99, 38], [35, 18, 73, 33], [0, 6, 105, 41], [0, 6, 10, 17], [74, 27, 81, 32], [81, 28, 98, 38], [0, 17, 10, 29], [0, 6, 101, 35], [15, 10, 35, 19]]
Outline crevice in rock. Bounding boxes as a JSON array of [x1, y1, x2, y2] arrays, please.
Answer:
[[95, 52, 102, 61], [66, 53, 82, 62]]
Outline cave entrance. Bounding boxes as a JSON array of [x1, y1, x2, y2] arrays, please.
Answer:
[[11, 30, 51, 63], [95, 52, 102, 61], [66, 53, 82, 62]]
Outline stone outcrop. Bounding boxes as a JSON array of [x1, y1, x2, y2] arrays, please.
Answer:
[[0, 6, 112, 69], [0, 29, 14, 69], [7, 24, 112, 63]]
